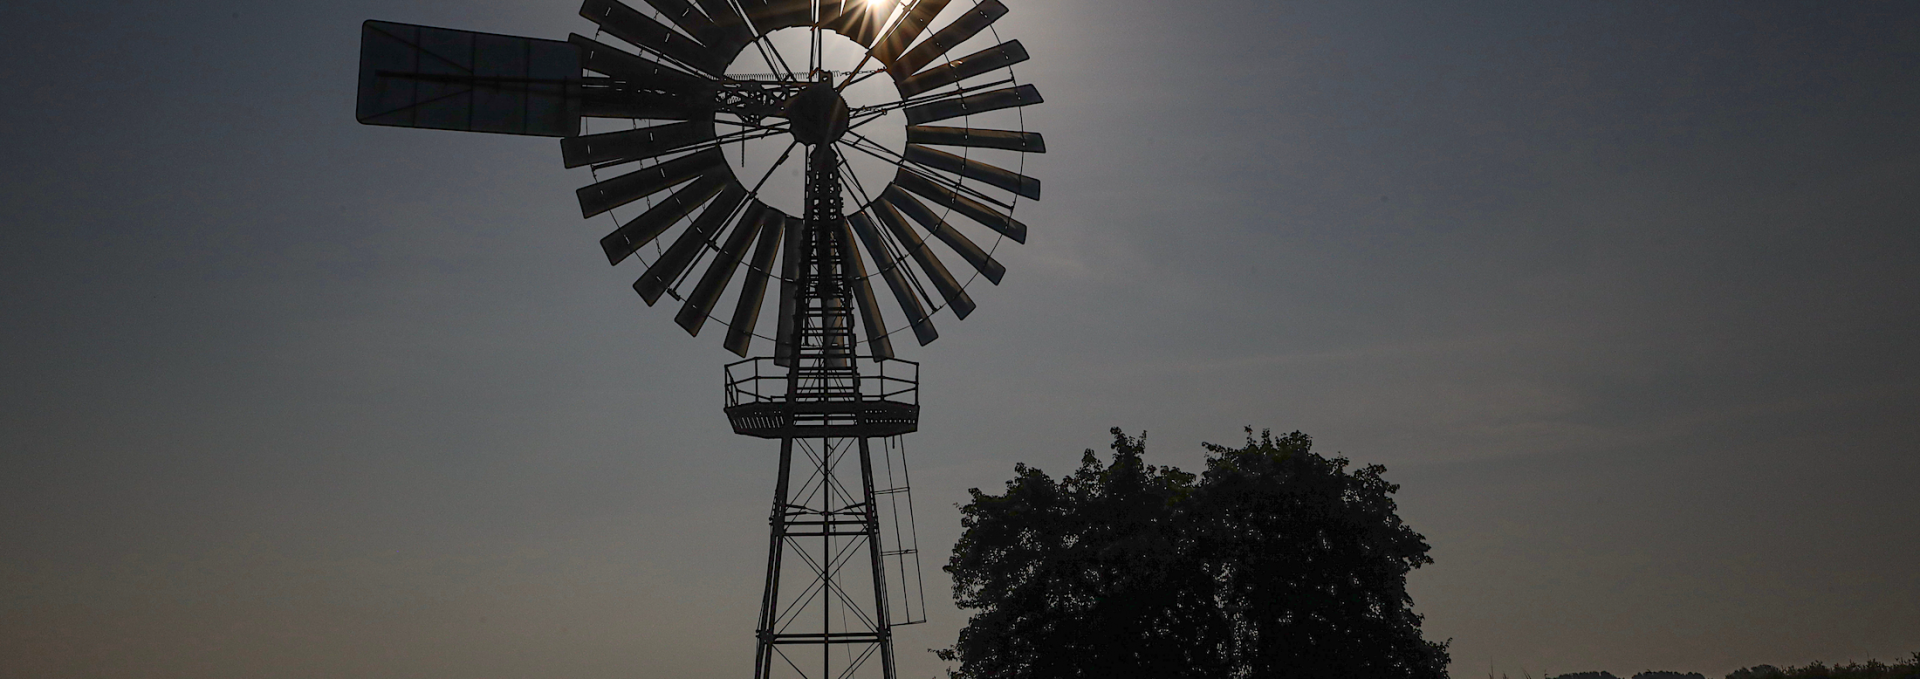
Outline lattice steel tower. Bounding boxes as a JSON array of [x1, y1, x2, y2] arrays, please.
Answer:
[[721, 89, 922, 678]]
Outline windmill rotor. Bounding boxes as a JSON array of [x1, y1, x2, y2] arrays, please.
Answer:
[[359, 0, 1043, 360], [574, 0, 1044, 360]]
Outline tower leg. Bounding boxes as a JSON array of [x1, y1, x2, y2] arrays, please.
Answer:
[[752, 436, 895, 679], [858, 437, 898, 679], [755, 437, 796, 679]]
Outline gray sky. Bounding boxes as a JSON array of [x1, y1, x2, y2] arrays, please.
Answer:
[[4, 1, 1917, 677]]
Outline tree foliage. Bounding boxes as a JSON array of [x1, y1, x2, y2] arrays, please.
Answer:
[[941, 427, 1449, 679], [1545, 653, 1920, 679], [1727, 654, 1920, 679]]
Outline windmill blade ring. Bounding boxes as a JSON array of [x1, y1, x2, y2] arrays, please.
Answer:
[[549, 0, 1043, 352]]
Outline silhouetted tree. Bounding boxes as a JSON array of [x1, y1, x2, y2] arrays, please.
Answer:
[[941, 428, 1449, 679], [1553, 671, 1703, 679], [938, 430, 1219, 678], [1191, 429, 1448, 678], [1727, 653, 1920, 679]]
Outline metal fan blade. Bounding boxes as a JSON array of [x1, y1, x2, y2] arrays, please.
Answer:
[[902, 144, 1040, 199], [838, 219, 895, 360], [903, 84, 1042, 126], [882, 185, 1004, 284], [890, 0, 1006, 77], [569, 34, 710, 94], [869, 0, 951, 65], [773, 213, 804, 366], [896, 41, 1028, 98], [821, 0, 883, 47], [600, 171, 729, 264], [893, 168, 1028, 243], [849, 213, 938, 346], [580, 0, 727, 75], [562, 120, 716, 168], [633, 183, 750, 305], [358, 20, 582, 137], [692, 0, 755, 50], [872, 200, 975, 319], [677, 202, 771, 336], [692, 0, 742, 24], [577, 147, 724, 218], [905, 125, 1044, 153], [726, 210, 786, 357], [823, 300, 853, 365], [737, 0, 814, 33], [636, 0, 723, 47]]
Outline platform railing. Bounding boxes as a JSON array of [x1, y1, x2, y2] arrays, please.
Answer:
[[722, 357, 920, 439], [723, 357, 919, 408]]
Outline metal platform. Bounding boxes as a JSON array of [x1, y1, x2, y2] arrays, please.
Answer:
[[724, 357, 920, 439]]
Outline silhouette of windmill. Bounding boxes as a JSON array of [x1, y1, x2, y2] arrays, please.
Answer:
[[354, 2, 1044, 678]]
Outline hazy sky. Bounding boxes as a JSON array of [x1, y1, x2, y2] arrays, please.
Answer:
[[4, 1, 1917, 677]]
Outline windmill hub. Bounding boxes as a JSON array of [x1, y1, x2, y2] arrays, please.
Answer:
[[784, 80, 850, 146]]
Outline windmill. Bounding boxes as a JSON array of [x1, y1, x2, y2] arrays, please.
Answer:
[[353, 2, 1043, 677]]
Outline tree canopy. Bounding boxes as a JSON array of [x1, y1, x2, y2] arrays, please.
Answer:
[[941, 427, 1449, 679], [1726, 655, 1920, 679]]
